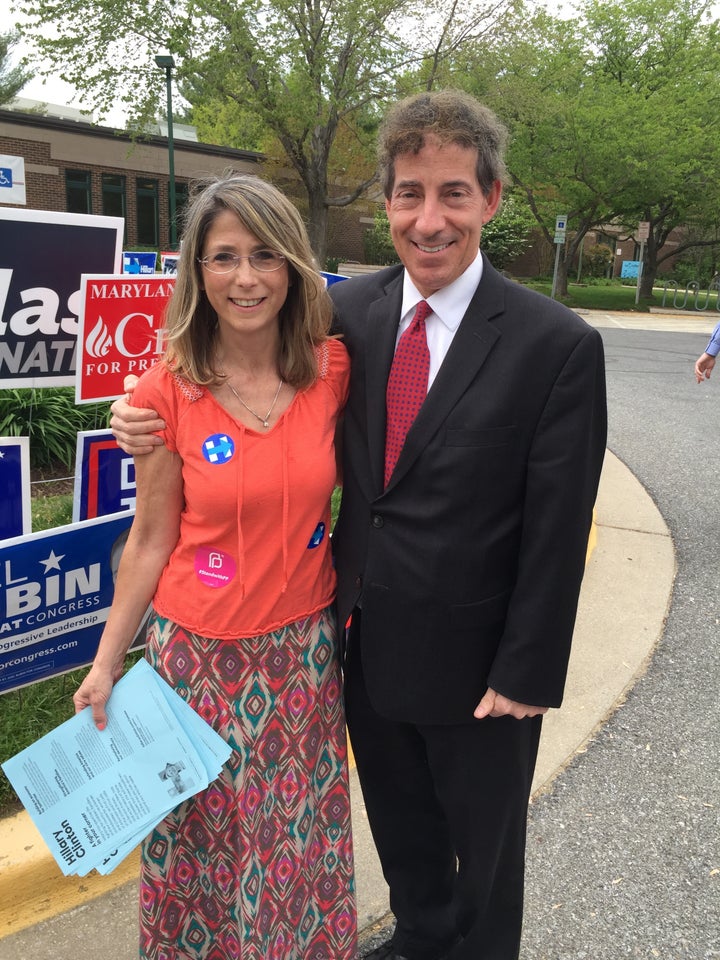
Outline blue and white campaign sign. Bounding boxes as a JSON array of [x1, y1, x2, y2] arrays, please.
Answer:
[[0, 437, 31, 541], [73, 430, 136, 522], [0, 208, 123, 388], [320, 271, 350, 287], [0, 155, 26, 206], [122, 251, 157, 274], [0, 512, 143, 695]]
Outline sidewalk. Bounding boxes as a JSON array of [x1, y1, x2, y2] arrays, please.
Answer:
[[0, 450, 675, 960]]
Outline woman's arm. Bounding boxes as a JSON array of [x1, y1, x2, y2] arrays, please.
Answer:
[[73, 444, 184, 729]]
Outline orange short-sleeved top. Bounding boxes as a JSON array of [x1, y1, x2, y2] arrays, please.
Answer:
[[131, 338, 349, 639]]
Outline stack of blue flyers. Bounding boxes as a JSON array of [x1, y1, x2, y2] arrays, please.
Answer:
[[1, 659, 233, 876]]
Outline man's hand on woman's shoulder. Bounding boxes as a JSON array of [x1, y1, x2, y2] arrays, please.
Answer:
[[110, 375, 166, 455]]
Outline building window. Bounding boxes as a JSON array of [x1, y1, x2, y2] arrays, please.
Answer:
[[66, 169, 92, 214], [136, 178, 159, 246], [102, 174, 126, 218], [102, 174, 127, 241]]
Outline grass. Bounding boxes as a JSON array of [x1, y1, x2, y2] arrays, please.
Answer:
[[522, 278, 720, 313], [30, 492, 74, 530]]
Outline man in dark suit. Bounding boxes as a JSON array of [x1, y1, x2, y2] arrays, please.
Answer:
[[110, 90, 606, 960], [331, 91, 606, 960]]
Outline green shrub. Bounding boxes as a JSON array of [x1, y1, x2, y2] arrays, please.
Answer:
[[481, 194, 535, 270], [0, 388, 109, 468], [584, 243, 614, 278], [363, 209, 400, 266]]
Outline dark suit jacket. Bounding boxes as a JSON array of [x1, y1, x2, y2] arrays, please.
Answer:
[[330, 255, 607, 725]]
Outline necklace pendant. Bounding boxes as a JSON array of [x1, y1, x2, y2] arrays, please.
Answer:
[[262, 419, 269, 428]]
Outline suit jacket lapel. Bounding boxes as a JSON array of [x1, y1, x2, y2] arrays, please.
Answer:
[[366, 271, 404, 494], [384, 256, 506, 492]]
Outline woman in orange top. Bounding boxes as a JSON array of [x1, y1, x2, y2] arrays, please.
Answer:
[[73, 174, 356, 960]]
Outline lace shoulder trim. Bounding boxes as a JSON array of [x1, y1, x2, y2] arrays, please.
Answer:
[[315, 340, 330, 379], [170, 372, 204, 402]]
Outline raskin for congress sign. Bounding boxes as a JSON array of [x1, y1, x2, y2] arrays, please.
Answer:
[[0, 512, 139, 695], [0, 209, 123, 388], [76, 275, 174, 403]]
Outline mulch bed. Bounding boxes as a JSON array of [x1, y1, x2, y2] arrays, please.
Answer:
[[30, 463, 75, 497]]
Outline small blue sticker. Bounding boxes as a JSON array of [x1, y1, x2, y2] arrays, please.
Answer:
[[307, 522, 326, 549], [202, 433, 235, 464]]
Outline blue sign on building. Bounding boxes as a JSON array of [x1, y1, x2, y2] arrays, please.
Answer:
[[621, 260, 641, 279]]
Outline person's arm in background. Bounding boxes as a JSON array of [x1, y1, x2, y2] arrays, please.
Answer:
[[695, 320, 720, 383], [110, 377, 165, 454]]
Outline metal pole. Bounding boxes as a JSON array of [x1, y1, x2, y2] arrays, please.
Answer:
[[165, 65, 177, 249], [551, 242, 562, 299]]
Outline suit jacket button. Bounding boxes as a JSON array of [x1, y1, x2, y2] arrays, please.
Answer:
[[371, 514, 384, 528], [355, 576, 363, 588]]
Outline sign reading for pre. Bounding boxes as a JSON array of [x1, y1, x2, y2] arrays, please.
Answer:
[[76, 275, 174, 403]]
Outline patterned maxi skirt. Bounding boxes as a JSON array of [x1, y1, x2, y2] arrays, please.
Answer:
[[139, 607, 357, 960]]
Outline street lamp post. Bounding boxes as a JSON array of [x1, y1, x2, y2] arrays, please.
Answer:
[[155, 54, 177, 248]]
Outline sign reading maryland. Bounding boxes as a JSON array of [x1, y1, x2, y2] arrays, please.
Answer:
[[0, 209, 123, 388], [76, 275, 174, 403]]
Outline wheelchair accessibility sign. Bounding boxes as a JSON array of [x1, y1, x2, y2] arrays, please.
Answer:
[[0, 156, 26, 205]]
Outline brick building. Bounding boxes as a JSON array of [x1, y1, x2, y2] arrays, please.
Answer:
[[0, 105, 265, 250], [0, 105, 374, 262]]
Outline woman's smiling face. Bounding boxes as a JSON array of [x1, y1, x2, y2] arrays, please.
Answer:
[[200, 209, 290, 340]]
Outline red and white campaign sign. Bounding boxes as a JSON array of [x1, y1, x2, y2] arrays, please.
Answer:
[[75, 274, 175, 403]]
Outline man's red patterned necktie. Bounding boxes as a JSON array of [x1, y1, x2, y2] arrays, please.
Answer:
[[384, 300, 432, 487]]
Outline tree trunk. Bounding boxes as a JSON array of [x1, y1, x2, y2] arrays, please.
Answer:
[[554, 249, 569, 298], [304, 177, 330, 267], [640, 263, 657, 297]]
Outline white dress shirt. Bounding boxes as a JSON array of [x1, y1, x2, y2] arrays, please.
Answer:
[[396, 251, 484, 390]]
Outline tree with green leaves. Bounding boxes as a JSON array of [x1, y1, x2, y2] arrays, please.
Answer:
[[581, 0, 720, 296], [456, 0, 720, 298], [15, 0, 516, 262], [0, 32, 31, 105]]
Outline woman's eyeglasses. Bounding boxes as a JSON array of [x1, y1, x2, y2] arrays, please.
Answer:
[[197, 250, 286, 274]]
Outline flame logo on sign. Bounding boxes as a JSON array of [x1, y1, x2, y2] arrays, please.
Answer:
[[85, 317, 113, 358]]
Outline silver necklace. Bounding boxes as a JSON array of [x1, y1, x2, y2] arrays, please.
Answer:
[[225, 377, 283, 428]]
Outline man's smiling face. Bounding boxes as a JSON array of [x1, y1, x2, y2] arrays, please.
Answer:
[[385, 136, 502, 297]]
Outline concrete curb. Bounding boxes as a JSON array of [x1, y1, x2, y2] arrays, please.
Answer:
[[0, 451, 675, 959]]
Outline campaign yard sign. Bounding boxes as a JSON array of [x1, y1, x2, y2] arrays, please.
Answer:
[[122, 251, 157, 275], [0, 512, 140, 695], [76, 274, 174, 403], [0, 437, 31, 541], [320, 271, 349, 287], [0, 209, 123, 388], [73, 430, 136, 522], [160, 252, 179, 275]]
